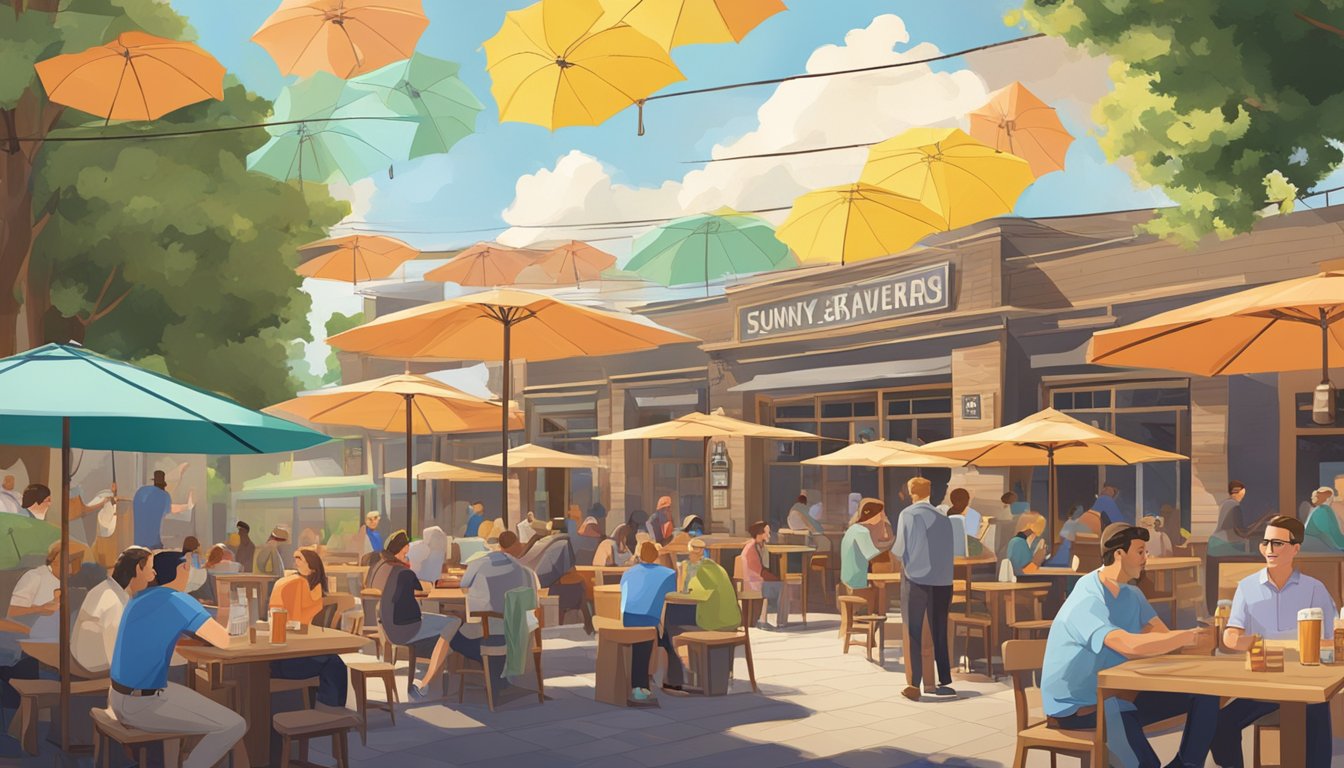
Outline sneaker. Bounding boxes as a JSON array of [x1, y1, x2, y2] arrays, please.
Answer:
[[408, 682, 429, 702], [933, 685, 957, 697], [901, 686, 921, 702], [631, 688, 651, 702], [755, 621, 774, 632]]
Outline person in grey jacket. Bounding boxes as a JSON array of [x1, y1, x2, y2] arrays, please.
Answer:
[[894, 476, 955, 702]]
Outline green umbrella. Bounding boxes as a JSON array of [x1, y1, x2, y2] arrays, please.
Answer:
[[348, 53, 483, 160], [0, 516, 58, 571], [0, 342, 328, 749], [246, 71, 418, 185], [626, 209, 795, 294]]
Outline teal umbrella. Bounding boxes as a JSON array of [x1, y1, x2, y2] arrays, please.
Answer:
[[626, 210, 795, 294], [246, 72, 418, 184], [0, 343, 328, 749], [348, 53, 483, 160]]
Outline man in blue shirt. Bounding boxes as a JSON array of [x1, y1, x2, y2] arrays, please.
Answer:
[[894, 477, 954, 702], [464, 501, 486, 538], [619, 540, 678, 702], [1042, 524, 1219, 768], [360, 510, 383, 554], [1212, 515, 1333, 767], [109, 551, 245, 768], [131, 468, 190, 548], [1091, 484, 1127, 527]]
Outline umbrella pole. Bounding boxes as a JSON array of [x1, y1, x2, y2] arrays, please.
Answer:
[[1047, 446, 1057, 550], [59, 417, 71, 751], [501, 320, 512, 527], [405, 394, 414, 534]]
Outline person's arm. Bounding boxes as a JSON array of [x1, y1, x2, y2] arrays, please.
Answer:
[[1104, 626, 1204, 658], [858, 527, 880, 562], [6, 574, 55, 618], [1223, 626, 1257, 652], [192, 618, 231, 648], [892, 515, 907, 563]]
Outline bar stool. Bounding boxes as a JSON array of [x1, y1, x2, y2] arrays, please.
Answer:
[[273, 710, 361, 768], [91, 708, 191, 768], [593, 617, 657, 707], [347, 661, 397, 745]]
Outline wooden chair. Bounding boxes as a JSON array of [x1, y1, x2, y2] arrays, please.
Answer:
[[837, 595, 885, 664], [1073, 533, 1102, 574], [455, 608, 544, 711], [593, 617, 658, 707], [1002, 639, 1094, 768], [950, 577, 994, 678], [1009, 588, 1053, 640], [731, 555, 745, 592], [91, 708, 188, 768], [357, 589, 385, 658], [808, 554, 831, 609], [675, 591, 760, 694], [347, 661, 397, 745], [273, 710, 360, 768], [12, 678, 109, 754], [1253, 711, 1279, 768]]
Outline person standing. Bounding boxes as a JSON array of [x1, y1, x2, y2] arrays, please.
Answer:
[[233, 521, 256, 573], [109, 551, 246, 768], [73, 546, 153, 675], [1213, 515, 1334, 766], [1041, 524, 1219, 768], [131, 466, 192, 549], [894, 477, 954, 701]]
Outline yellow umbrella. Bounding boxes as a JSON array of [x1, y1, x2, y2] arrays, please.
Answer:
[[386, 461, 502, 482], [598, 0, 786, 49], [803, 440, 965, 468], [859, 127, 1035, 230], [268, 373, 523, 530], [483, 0, 684, 130], [918, 408, 1187, 542], [777, 183, 947, 265], [328, 289, 696, 523], [297, 234, 419, 283], [595, 407, 817, 441], [474, 443, 601, 469]]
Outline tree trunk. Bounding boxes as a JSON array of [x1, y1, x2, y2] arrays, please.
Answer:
[[0, 144, 33, 358]]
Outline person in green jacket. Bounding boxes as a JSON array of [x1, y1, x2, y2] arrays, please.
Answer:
[[1302, 486, 1344, 552], [681, 539, 742, 631]]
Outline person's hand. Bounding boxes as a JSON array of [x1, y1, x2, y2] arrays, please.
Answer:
[[1183, 626, 1216, 654], [37, 599, 59, 615]]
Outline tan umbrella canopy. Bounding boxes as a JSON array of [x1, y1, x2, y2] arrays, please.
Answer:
[[474, 443, 601, 469], [595, 407, 818, 441], [328, 289, 697, 523], [269, 373, 522, 530], [297, 234, 419, 283], [803, 439, 966, 467], [388, 461, 502, 482], [424, 243, 543, 287], [1089, 261, 1344, 425], [918, 408, 1187, 542]]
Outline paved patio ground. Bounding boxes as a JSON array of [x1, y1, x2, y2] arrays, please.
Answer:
[[9, 613, 1344, 767]]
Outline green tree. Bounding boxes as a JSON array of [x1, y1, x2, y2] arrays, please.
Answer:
[[322, 311, 364, 384], [1017, 1, 1344, 242]]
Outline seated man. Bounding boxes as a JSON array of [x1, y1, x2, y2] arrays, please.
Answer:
[[1042, 524, 1219, 768], [74, 546, 154, 675], [680, 539, 740, 632], [453, 531, 539, 684], [518, 529, 592, 633], [110, 551, 245, 768], [619, 540, 678, 702], [1213, 516, 1333, 767]]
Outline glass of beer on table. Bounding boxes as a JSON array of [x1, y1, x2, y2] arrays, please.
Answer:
[[1298, 607, 1323, 665]]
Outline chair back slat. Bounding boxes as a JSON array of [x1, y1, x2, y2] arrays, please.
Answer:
[[1002, 639, 1047, 732]]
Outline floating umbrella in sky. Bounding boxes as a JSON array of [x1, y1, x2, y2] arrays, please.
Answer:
[[777, 183, 947, 265], [35, 32, 225, 122], [598, 0, 787, 49], [860, 127, 1035, 230], [252, 0, 429, 79], [969, 82, 1075, 177], [329, 289, 697, 524], [424, 243, 543, 287], [626, 209, 794, 294], [246, 72, 417, 184], [532, 241, 617, 286], [348, 52, 483, 159], [297, 234, 419, 283], [483, 0, 684, 130]]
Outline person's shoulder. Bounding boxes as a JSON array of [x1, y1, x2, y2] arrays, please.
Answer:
[[1235, 569, 1266, 590], [1295, 570, 1330, 592]]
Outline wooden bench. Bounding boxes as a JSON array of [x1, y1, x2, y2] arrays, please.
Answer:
[[91, 707, 188, 768], [12, 677, 109, 754], [593, 617, 657, 707], [273, 710, 361, 768]]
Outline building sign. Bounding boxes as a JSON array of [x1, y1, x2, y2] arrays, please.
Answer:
[[961, 394, 982, 420], [738, 262, 951, 341]]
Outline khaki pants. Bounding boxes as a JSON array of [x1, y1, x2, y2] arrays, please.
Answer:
[[109, 683, 245, 768]]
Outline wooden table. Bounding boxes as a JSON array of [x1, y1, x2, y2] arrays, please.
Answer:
[[419, 587, 466, 617], [175, 626, 366, 767], [213, 573, 279, 624], [1096, 653, 1344, 768], [968, 582, 1050, 678], [1138, 556, 1202, 620], [766, 544, 815, 626], [323, 564, 368, 594], [705, 538, 750, 568]]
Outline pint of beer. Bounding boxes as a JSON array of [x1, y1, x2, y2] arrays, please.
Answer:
[[1298, 607, 1323, 665], [271, 607, 288, 644]]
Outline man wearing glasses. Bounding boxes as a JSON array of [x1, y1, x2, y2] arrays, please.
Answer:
[[1212, 515, 1334, 766]]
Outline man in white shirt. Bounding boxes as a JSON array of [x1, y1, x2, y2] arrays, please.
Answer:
[[0, 475, 21, 515], [73, 546, 153, 674], [8, 541, 64, 619]]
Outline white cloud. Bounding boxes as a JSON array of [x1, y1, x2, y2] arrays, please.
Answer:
[[498, 14, 1113, 252]]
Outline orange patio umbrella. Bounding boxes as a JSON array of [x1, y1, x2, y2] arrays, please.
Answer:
[[34, 32, 225, 122], [424, 243, 543, 287], [534, 241, 617, 286], [297, 234, 419, 283], [969, 82, 1075, 177], [598, 0, 787, 49], [252, 0, 429, 79]]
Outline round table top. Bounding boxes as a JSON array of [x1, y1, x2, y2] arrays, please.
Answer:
[[765, 544, 816, 554]]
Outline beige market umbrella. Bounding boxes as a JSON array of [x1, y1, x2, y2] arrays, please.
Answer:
[[328, 289, 697, 523], [918, 408, 1187, 542], [388, 461, 503, 482], [595, 407, 818, 441], [269, 373, 522, 530], [474, 442, 601, 469], [803, 439, 966, 468]]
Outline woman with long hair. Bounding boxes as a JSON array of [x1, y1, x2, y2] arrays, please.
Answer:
[[268, 548, 347, 710]]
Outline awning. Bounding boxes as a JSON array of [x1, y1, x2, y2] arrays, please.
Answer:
[[1030, 340, 1091, 369], [728, 356, 951, 393], [634, 393, 701, 408], [233, 474, 379, 502]]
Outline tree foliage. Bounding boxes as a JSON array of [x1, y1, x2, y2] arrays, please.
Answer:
[[1017, 1, 1344, 243], [322, 311, 364, 385]]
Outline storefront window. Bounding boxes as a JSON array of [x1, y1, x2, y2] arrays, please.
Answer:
[[533, 407, 598, 519], [1047, 381, 1190, 532]]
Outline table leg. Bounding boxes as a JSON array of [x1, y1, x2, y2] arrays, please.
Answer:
[[236, 662, 272, 767], [1279, 701, 1307, 768], [801, 556, 809, 626], [987, 593, 1002, 680], [1094, 684, 1108, 768]]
